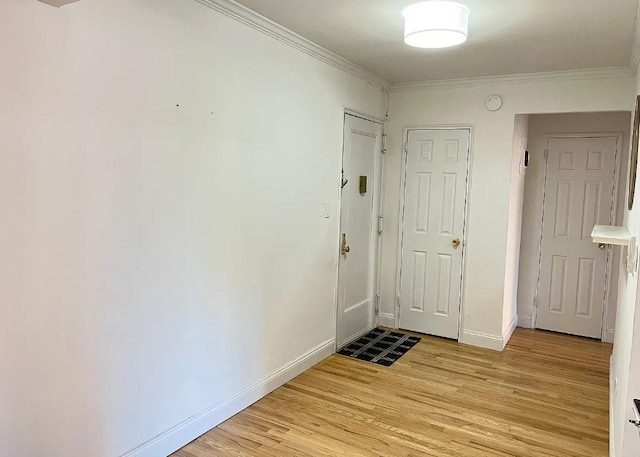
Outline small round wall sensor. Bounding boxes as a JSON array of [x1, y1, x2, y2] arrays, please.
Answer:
[[485, 95, 503, 112]]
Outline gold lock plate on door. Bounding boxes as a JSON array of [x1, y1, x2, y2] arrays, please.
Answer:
[[359, 176, 367, 194], [341, 233, 351, 255], [452, 238, 461, 248]]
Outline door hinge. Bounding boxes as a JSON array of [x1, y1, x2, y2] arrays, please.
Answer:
[[396, 296, 401, 320], [375, 295, 381, 316], [533, 297, 539, 309], [404, 142, 408, 153], [377, 216, 384, 235], [381, 134, 387, 154]]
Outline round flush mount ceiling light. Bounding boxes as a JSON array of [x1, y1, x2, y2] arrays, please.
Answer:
[[403, 1, 470, 49]]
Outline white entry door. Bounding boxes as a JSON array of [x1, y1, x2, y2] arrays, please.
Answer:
[[336, 114, 383, 348], [399, 129, 470, 339], [536, 136, 618, 338]]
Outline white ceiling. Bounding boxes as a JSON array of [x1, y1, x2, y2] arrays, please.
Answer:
[[233, 0, 640, 84]]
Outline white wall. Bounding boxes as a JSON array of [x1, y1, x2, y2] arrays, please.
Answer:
[[613, 73, 640, 457], [381, 76, 635, 350], [620, 277, 640, 456], [503, 114, 529, 340], [517, 112, 631, 341], [0, 0, 385, 455]]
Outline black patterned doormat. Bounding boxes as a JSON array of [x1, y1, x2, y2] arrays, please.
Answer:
[[337, 328, 421, 366]]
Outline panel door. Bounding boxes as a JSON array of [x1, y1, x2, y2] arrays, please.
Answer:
[[336, 114, 383, 348], [537, 137, 618, 338], [399, 129, 470, 339]]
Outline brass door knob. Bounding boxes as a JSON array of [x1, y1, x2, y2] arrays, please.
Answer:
[[452, 238, 461, 248], [597, 243, 606, 250], [341, 234, 351, 255]]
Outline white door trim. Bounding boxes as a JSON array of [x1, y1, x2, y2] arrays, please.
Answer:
[[394, 125, 474, 341], [343, 107, 387, 125], [532, 133, 623, 341], [334, 109, 385, 350]]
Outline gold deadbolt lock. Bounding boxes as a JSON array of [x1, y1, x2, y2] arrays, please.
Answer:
[[359, 176, 368, 194]]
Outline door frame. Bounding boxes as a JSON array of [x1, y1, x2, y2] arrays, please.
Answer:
[[532, 133, 623, 341], [334, 108, 386, 350], [394, 125, 474, 342]]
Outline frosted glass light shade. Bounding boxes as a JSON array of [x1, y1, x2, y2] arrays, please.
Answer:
[[403, 1, 470, 49]]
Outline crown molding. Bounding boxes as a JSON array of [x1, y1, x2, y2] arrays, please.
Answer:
[[36, 0, 82, 6], [390, 66, 635, 92], [194, 0, 390, 91]]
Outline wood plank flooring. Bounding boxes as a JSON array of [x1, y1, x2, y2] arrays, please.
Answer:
[[172, 329, 612, 457]]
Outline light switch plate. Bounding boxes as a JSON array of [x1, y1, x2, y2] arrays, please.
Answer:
[[321, 203, 330, 219]]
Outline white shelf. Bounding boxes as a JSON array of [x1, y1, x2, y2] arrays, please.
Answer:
[[591, 225, 631, 246]]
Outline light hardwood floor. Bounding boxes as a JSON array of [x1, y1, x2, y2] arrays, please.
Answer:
[[173, 329, 612, 457]]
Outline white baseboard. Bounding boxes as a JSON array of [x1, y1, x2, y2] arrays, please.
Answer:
[[502, 315, 518, 349], [120, 339, 335, 457], [461, 315, 517, 352], [517, 314, 533, 329], [610, 354, 615, 457], [378, 313, 396, 328], [604, 328, 615, 343], [460, 330, 504, 351]]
